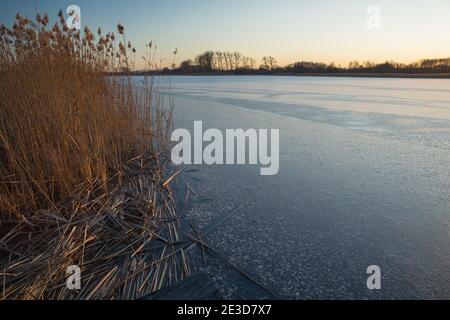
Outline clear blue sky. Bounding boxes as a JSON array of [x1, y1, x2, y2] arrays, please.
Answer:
[[1, 0, 449, 68]]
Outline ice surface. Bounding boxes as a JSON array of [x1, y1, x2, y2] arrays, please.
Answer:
[[136, 76, 450, 299]]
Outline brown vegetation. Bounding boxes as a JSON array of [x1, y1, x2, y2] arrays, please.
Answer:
[[0, 12, 170, 220], [0, 12, 185, 300]]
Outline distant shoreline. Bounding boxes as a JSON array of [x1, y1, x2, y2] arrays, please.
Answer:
[[109, 72, 450, 79]]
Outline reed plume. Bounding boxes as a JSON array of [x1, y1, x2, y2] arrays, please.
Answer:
[[0, 13, 172, 220]]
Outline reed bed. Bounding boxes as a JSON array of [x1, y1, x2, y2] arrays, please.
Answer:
[[0, 12, 186, 299], [0, 12, 171, 219]]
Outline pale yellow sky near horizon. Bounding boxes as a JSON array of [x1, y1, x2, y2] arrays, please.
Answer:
[[1, 0, 450, 68]]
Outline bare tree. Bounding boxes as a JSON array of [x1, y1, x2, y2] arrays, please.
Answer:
[[226, 52, 234, 70], [195, 51, 215, 72], [250, 58, 256, 70], [179, 59, 193, 73], [242, 56, 249, 69], [216, 51, 224, 71], [233, 52, 242, 70], [268, 56, 277, 70], [262, 56, 270, 70], [223, 53, 229, 71]]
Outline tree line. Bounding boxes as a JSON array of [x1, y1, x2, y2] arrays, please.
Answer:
[[178, 51, 260, 73], [168, 51, 450, 75]]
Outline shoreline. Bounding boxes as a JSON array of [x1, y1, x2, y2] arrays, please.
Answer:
[[108, 72, 450, 79]]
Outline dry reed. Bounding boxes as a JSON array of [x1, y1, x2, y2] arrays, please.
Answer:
[[0, 12, 184, 300], [0, 12, 172, 219]]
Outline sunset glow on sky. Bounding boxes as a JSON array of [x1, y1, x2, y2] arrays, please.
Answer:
[[1, 0, 450, 68]]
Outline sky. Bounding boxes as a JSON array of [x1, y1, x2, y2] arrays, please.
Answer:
[[1, 0, 450, 68]]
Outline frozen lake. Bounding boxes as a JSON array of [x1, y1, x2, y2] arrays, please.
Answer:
[[145, 76, 450, 299]]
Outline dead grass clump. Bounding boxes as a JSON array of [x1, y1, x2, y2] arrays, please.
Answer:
[[1, 156, 191, 300]]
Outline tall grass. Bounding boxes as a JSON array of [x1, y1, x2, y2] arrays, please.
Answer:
[[0, 13, 183, 300], [0, 12, 171, 220]]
